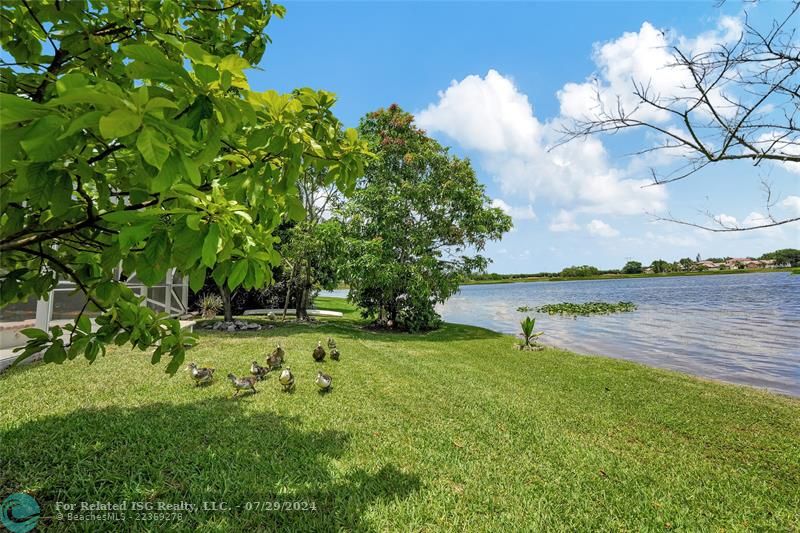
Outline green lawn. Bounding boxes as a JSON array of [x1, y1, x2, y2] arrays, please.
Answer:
[[1, 298, 798, 531]]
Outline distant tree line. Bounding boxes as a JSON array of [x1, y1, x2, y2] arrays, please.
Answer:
[[469, 248, 799, 281]]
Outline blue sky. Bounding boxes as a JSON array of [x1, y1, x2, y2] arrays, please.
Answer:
[[252, 1, 799, 273]]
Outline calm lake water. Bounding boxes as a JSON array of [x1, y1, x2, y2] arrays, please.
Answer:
[[325, 272, 800, 396]]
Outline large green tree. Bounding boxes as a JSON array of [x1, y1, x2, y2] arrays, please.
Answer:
[[338, 105, 512, 332], [0, 1, 367, 372]]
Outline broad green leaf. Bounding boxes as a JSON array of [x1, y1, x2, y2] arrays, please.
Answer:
[[144, 97, 178, 112], [20, 115, 70, 161], [20, 328, 48, 340], [99, 109, 142, 139], [136, 126, 171, 169], [202, 224, 220, 267], [0, 93, 48, 126], [189, 266, 206, 292], [76, 314, 91, 334], [228, 259, 248, 289], [193, 64, 219, 84], [180, 152, 201, 185], [152, 154, 181, 193]]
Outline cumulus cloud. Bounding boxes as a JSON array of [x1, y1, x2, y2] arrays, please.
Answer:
[[417, 70, 667, 216], [491, 198, 537, 220], [781, 195, 800, 215], [559, 18, 741, 124], [548, 209, 580, 232], [587, 219, 620, 238]]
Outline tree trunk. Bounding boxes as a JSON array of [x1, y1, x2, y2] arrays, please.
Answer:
[[296, 264, 312, 320], [282, 264, 297, 321], [220, 284, 233, 322]]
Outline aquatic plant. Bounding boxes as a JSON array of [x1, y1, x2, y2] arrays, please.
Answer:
[[516, 305, 533, 312], [518, 316, 544, 350], [535, 301, 637, 316]]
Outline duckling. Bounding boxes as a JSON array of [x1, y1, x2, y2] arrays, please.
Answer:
[[187, 362, 215, 386], [250, 360, 268, 381], [227, 373, 258, 398], [327, 337, 337, 349], [278, 367, 295, 392], [312, 341, 326, 362], [330, 347, 340, 361], [267, 344, 285, 370], [315, 370, 332, 392]]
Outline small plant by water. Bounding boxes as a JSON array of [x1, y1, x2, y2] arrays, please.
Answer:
[[533, 301, 637, 316], [517, 316, 544, 350]]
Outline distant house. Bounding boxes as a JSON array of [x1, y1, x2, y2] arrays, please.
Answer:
[[725, 258, 752, 269], [761, 259, 777, 268], [697, 260, 721, 270]]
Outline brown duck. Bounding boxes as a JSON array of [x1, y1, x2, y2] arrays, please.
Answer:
[[312, 341, 326, 362], [250, 361, 268, 381], [267, 344, 285, 370], [187, 362, 215, 386], [228, 373, 258, 398]]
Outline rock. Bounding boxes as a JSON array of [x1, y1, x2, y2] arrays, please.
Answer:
[[227, 325, 236, 332]]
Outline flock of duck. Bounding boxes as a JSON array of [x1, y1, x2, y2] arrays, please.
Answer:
[[186, 337, 341, 397]]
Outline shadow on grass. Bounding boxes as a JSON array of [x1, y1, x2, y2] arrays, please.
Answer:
[[0, 399, 419, 531], [196, 319, 506, 344]]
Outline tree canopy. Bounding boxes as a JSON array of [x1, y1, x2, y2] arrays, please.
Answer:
[[0, 1, 367, 372], [338, 105, 512, 331]]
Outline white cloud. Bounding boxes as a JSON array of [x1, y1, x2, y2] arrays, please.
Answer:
[[418, 70, 541, 154], [417, 70, 667, 216], [491, 198, 537, 220], [549, 209, 580, 232], [781, 195, 800, 215], [587, 219, 620, 238], [559, 18, 741, 124]]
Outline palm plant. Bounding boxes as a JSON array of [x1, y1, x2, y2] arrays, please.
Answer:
[[198, 293, 224, 319], [518, 316, 544, 350]]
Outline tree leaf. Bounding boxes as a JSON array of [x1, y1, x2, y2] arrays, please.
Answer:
[[136, 126, 171, 169], [20, 328, 48, 340], [99, 109, 142, 139], [228, 259, 248, 289], [202, 224, 220, 267], [180, 152, 201, 185], [0, 93, 48, 126]]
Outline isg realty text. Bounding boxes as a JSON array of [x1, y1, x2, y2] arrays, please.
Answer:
[[56, 501, 206, 513]]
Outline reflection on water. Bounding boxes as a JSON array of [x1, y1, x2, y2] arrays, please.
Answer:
[[324, 272, 800, 396]]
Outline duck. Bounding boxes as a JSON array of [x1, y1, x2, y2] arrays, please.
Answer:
[[312, 341, 326, 362], [250, 361, 269, 381], [267, 344, 285, 370], [330, 347, 340, 361], [315, 370, 332, 392], [187, 362, 215, 386], [279, 367, 295, 392], [327, 337, 337, 349], [227, 373, 258, 398]]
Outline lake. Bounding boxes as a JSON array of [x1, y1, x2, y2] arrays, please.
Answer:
[[325, 272, 800, 396]]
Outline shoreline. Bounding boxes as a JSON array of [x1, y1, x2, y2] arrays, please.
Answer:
[[463, 268, 793, 285]]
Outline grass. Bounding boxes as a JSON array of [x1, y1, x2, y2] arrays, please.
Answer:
[[1, 298, 798, 531], [464, 268, 793, 284]]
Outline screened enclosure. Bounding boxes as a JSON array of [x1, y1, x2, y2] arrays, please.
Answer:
[[0, 269, 189, 351]]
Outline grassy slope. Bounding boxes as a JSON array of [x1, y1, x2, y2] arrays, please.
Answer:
[[1, 298, 798, 531], [464, 268, 793, 285]]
